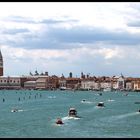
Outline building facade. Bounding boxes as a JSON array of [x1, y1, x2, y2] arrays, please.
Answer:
[[0, 76, 21, 89]]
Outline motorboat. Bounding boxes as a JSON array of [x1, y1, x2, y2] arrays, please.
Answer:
[[134, 101, 140, 104], [108, 98, 114, 102], [103, 88, 111, 92], [97, 102, 104, 107], [68, 108, 77, 117], [99, 92, 102, 96], [81, 99, 86, 103], [11, 108, 19, 112], [55, 118, 64, 125]]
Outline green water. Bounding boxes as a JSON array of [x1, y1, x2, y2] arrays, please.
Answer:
[[0, 90, 140, 138]]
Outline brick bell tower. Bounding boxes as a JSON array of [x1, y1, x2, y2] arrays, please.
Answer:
[[0, 50, 3, 76]]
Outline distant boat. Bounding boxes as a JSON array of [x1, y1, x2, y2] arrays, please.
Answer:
[[108, 99, 114, 102], [59, 87, 66, 90], [81, 99, 86, 102], [11, 108, 19, 112], [97, 102, 105, 107], [68, 108, 78, 118], [55, 118, 64, 125], [103, 88, 111, 92], [98, 92, 102, 96], [135, 101, 140, 104]]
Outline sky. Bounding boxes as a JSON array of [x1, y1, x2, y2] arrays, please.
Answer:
[[0, 2, 140, 77]]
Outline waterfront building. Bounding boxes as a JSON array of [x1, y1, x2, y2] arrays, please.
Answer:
[[0, 50, 3, 76], [100, 77, 112, 91], [46, 75, 59, 90], [59, 76, 67, 89], [80, 77, 96, 90], [59, 77, 81, 90], [80, 77, 102, 90], [117, 75, 125, 90], [111, 76, 118, 90], [0, 76, 21, 89], [66, 77, 81, 89], [133, 78, 140, 91], [24, 80, 36, 89], [125, 77, 133, 91], [35, 76, 48, 90]]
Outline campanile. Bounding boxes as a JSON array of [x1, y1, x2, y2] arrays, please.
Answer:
[[0, 50, 3, 76]]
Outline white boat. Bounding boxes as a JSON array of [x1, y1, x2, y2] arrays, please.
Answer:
[[11, 108, 19, 112], [97, 102, 105, 107], [81, 99, 86, 103], [68, 107, 79, 118], [108, 99, 114, 102], [103, 88, 111, 92], [60, 87, 66, 90]]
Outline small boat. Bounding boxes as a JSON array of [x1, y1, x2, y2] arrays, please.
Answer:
[[55, 118, 64, 125], [108, 98, 114, 102], [68, 108, 77, 117], [81, 99, 86, 103], [11, 108, 19, 112], [99, 92, 102, 96], [97, 102, 104, 107], [138, 109, 140, 113], [134, 101, 140, 104]]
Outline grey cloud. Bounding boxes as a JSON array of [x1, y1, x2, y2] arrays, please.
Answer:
[[2, 23, 140, 49], [5, 16, 79, 25], [46, 26, 140, 45], [40, 19, 78, 24], [127, 20, 140, 27], [2, 28, 30, 35], [5, 16, 36, 24]]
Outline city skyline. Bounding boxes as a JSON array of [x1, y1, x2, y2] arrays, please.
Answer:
[[0, 2, 140, 77]]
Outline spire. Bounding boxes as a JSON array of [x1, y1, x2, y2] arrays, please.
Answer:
[[0, 49, 3, 60]]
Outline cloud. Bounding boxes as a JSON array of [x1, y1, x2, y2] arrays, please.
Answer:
[[3, 24, 140, 50], [1, 2, 140, 77], [2, 28, 30, 35], [2, 44, 140, 77]]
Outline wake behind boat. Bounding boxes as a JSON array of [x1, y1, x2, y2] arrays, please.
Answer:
[[81, 99, 93, 104]]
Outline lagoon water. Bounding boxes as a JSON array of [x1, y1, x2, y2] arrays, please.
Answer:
[[0, 90, 140, 138]]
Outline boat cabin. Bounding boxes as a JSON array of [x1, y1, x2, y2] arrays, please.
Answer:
[[68, 108, 77, 117], [97, 102, 104, 107]]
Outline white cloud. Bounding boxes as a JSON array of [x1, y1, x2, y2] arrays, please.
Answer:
[[0, 2, 140, 76]]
